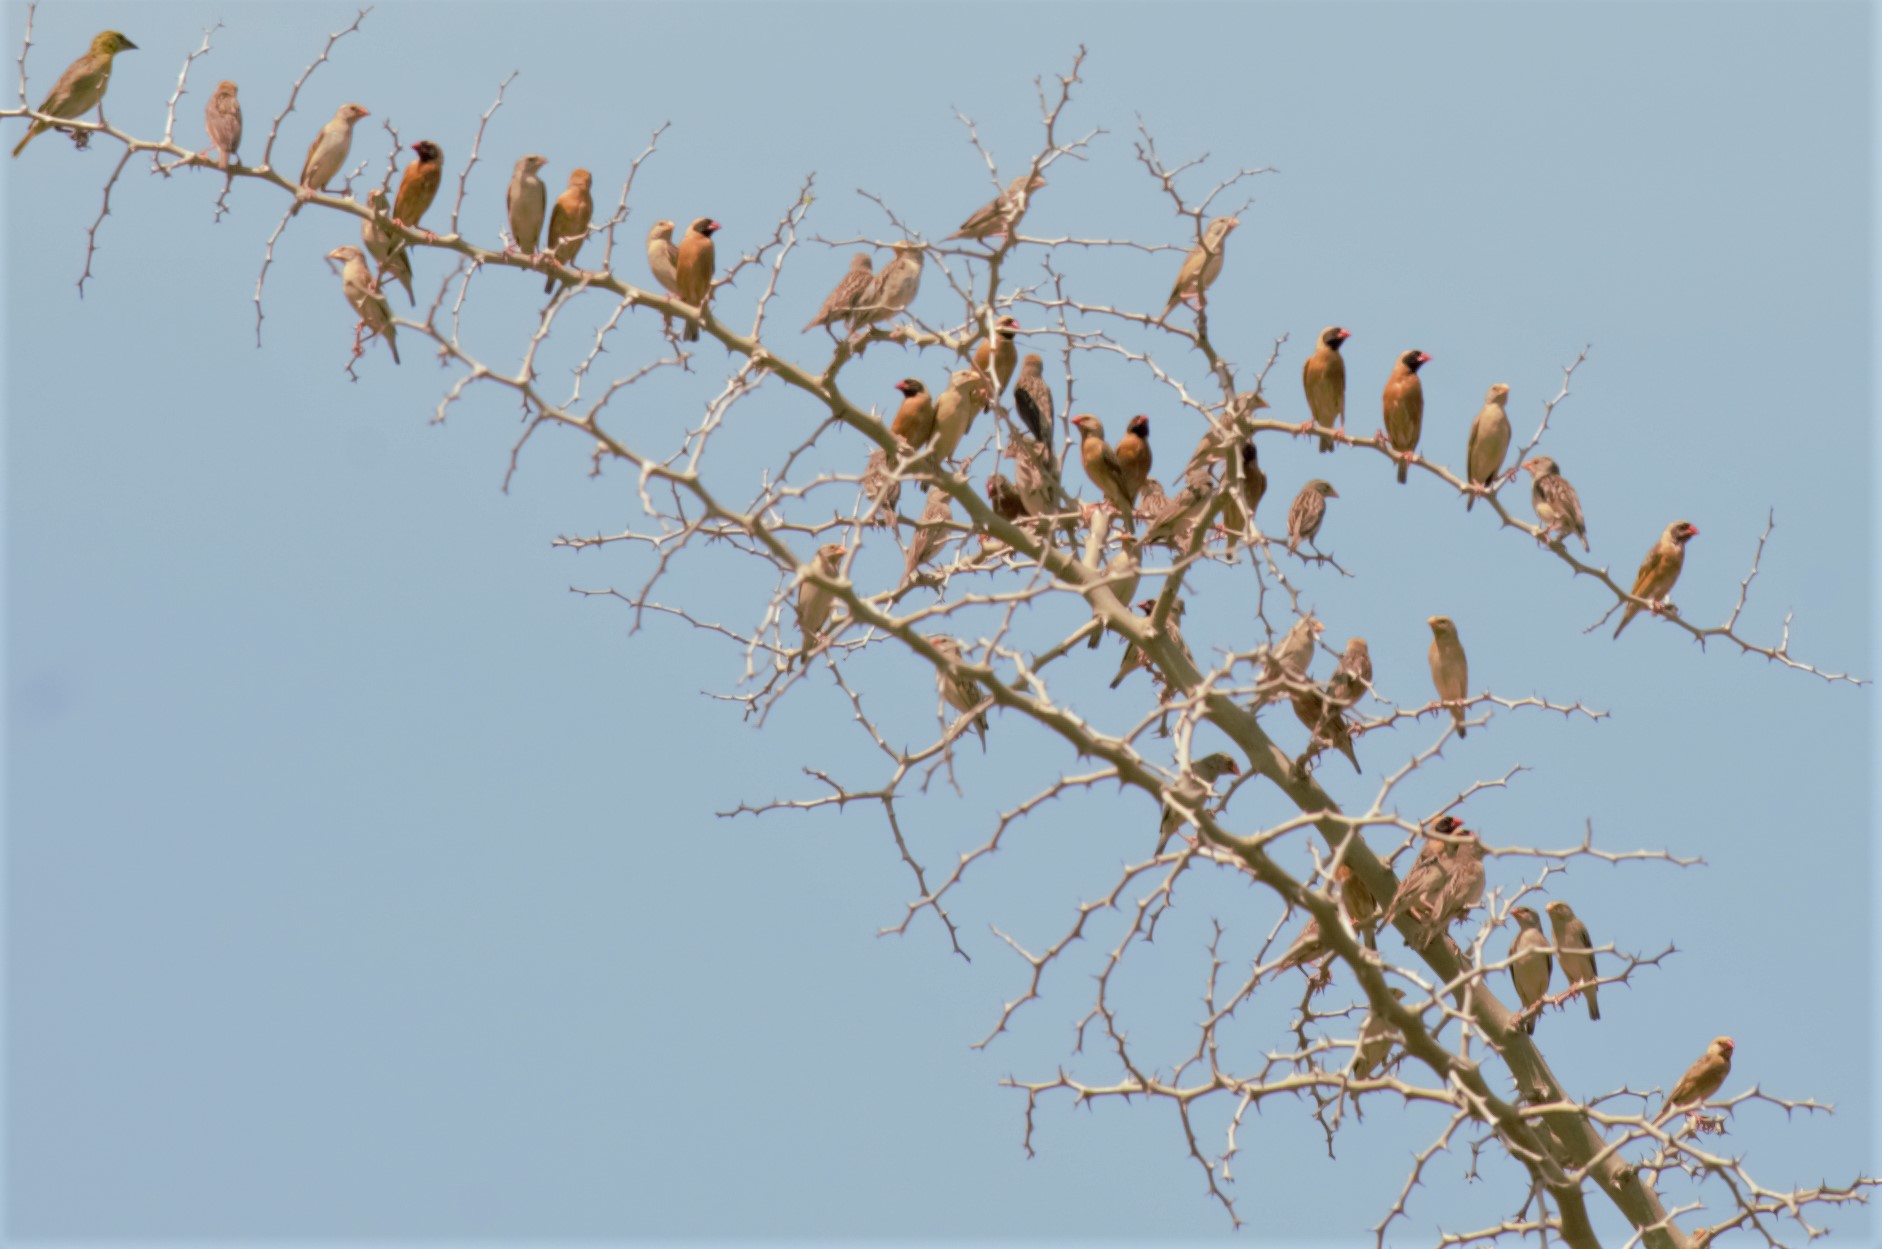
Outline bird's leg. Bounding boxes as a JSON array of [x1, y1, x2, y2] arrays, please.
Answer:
[[1372, 430, 1389, 449]]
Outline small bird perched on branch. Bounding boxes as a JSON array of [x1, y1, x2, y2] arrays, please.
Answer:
[[324, 246, 400, 365], [898, 487, 954, 593], [948, 172, 1046, 241], [392, 139, 444, 239], [792, 543, 847, 669], [849, 242, 923, 333], [1160, 216, 1238, 323], [1116, 416, 1153, 507], [1426, 615, 1470, 738], [931, 371, 989, 463], [1464, 383, 1512, 511], [1303, 326, 1351, 453], [1507, 905, 1553, 1034], [804, 253, 874, 333], [890, 378, 936, 449], [973, 316, 1021, 399], [361, 189, 414, 305], [294, 102, 369, 215], [1155, 752, 1240, 854], [1286, 479, 1338, 556], [928, 635, 989, 749], [543, 169, 596, 294], [1013, 354, 1053, 442], [201, 79, 242, 179], [1545, 900, 1601, 1021], [507, 155, 549, 255], [1521, 456, 1589, 551], [1381, 349, 1431, 484], [12, 30, 137, 159], [1614, 520, 1699, 638], [1655, 1037, 1734, 1125], [1072, 415, 1137, 535]]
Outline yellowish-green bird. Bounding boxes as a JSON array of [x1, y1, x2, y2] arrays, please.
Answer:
[[13, 31, 137, 159]]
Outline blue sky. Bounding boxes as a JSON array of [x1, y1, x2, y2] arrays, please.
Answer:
[[4, 1, 1874, 1242]]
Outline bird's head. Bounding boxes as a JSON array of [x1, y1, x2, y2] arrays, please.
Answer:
[[337, 103, 370, 124], [93, 31, 136, 55], [1321, 326, 1352, 349], [411, 140, 442, 164], [1309, 479, 1338, 498], [213, 79, 238, 98], [649, 217, 675, 239], [1510, 905, 1539, 927], [1427, 614, 1456, 637], [1544, 900, 1575, 922], [1070, 414, 1103, 438], [894, 378, 926, 398], [520, 154, 550, 176], [1487, 383, 1511, 404], [1126, 415, 1150, 440], [1669, 520, 1699, 545], [1400, 349, 1432, 372], [994, 315, 1020, 338], [1520, 456, 1558, 478], [691, 218, 721, 237]]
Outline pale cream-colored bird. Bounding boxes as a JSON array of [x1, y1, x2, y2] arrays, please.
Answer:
[[1159, 216, 1238, 322], [645, 218, 682, 296], [1265, 613, 1323, 689], [506, 154, 549, 254], [1071, 414, 1137, 536], [1286, 479, 1338, 556], [1613, 521, 1699, 638], [1655, 1037, 1734, 1124], [1507, 905, 1553, 1035], [804, 253, 874, 332], [928, 634, 989, 749], [294, 102, 369, 215], [1303, 326, 1351, 453], [1544, 900, 1600, 1021], [793, 542, 847, 668], [325, 245, 399, 365], [1521, 456, 1589, 551], [947, 172, 1046, 241], [13, 30, 137, 159], [1464, 382, 1512, 511], [930, 370, 990, 463], [849, 241, 923, 331], [1155, 751, 1241, 854], [361, 188, 414, 305], [1381, 349, 1430, 484], [1426, 615, 1469, 738]]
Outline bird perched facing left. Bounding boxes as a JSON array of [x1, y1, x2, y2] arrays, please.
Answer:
[[930, 370, 990, 463], [324, 245, 400, 365], [1507, 905, 1554, 1035], [928, 635, 989, 750], [506, 154, 549, 254], [804, 253, 873, 333], [543, 169, 596, 293], [890, 378, 937, 449], [973, 316, 1021, 399], [1303, 326, 1351, 453], [12, 30, 137, 159], [1116, 416, 1153, 506], [1381, 349, 1431, 484], [1286, 479, 1339, 556], [947, 172, 1046, 241], [1012, 354, 1053, 442], [1545, 900, 1601, 1021], [392, 139, 444, 238], [1426, 615, 1469, 738], [201, 79, 242, 179], [1655, 1037, 1734, 1125], [1464, 383, 1512, 511], [294, 102, 369, 215], [1071, 415, 1136, 535], [673, 216, 720, 339], [1613, 520, 1699, 638], [1155, 752, 1241, 854], [793, 542, 847, 669], [360, 188, 414, 305], [1159, 216, 1238, 323], [644, 218, 681, 297]]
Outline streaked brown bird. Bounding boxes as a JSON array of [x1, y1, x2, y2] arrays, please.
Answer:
[[793, 542, 847, 669], [928, 635, 989, 750], [1381, 349, 1431, 484], [1160, 216, 1238, 322], [1614, 521, 1699, 638], [673, 216, 720, 338], [202, 79, 242, 180], [507, 154, 549, 254], [1155, 752, 1240, 854], [849, 241, 922, 331], [1507, 905, 1553, 1035], [360, 188, 414, 305], [1655, 1037, 1734, 1124], [804, 253, 873, 332], [899, 486, 955, 592], [1464, 383, 1512, 511], [1521, 456, 1589, 552], [973, 316, 1020, 398], [986, 474, 1032, 525], [1544, 900, 1601, 1022], [325, 245, 400, 365], [1013, 354, 1053, 442], [1116, 415, 1153, 506], [542, 168, 595, 294], [1291, 683, 1361, 774], [890, 378, 936, 448], [1071, 415, 1136, 535], [392, 139, 443, 238], [13, 30, 137, 159], [1011, 435, 1061, 533], [1427, 615, 1469, 738], [860, 442, 905, 526], [1303, 326, 1350, 453], [948, 172, 1046, 240], [1381, 816, 1466, 936], [1286, 479, 1338, 556]]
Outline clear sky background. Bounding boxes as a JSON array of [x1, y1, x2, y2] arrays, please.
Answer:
[[3, 1, 1874, 1243]]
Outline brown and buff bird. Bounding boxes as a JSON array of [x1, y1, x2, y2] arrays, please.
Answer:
[[13, 30, 137, 159], [930, 370, 990, 463], [1655, 1037, 1735, 1125], [1012, 354, 1053, 442], [1265, 613, 1323, 690], [985, 473, 1032, 525], [293, 102, 369, 215], [849, 241, 923, 332], [1521, 456, 1589, 551], [898, 486, 955, 593], [1159, 216, 1238, 322], [1155, 751, 1241, 854], [1303, 326, 1351, 453], [928, 635, 989, 750], [392, 140, 443, 239], [1270, 912, 1337, 977], [1427, 615, 1469, 738], [542, 169, 596, 294], [1133, 478, 1168, 526], [1464, 383, 1512, 511], [1110, 598, 1188, 691], [1507, 905, 1554, 1035], [202, 79, 242, 182], [1338, 863, 1379, 939], [1140, 464, 1213, 549], [1354, 988, 1408, 1078], [361, 188, 414, 305], [1286, 478, 1338, 556], [890, 378, 937, 449], [1116, 416, 1153, 507], [859, 441, 907, 526], [947, 171, 1046, 241], [1329, 637, 1373, 710], [1291, 683, 1362, 774], [507, 154, 549, 254], [973, 316, 1021, 399], [793, 543, 847, 669], [1085, 543, 1141, 650], [1416, 828, 1487, 947], [1613, 520, 1699, 638], [645, 217, 682, 298], [1219, 440, 1267, 545], [1380, 816, 1467, 935], [1545, 900, 1601, 1021], [1071, 415, 1137, 536], [804, 253, 873, 332], [1381, 349, 1431, 484], [672, 216, 720, 338], [325, 245, 400, 365]]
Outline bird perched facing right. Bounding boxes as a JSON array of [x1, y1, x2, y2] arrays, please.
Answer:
[[947, 172, 1046, 241], [928, 635, 989, 750], [1354, 988, 1408, 1078], [1071, 415, 1137, 535], [1507, 905, 1554, 1035], [973, 316, 1022, 399], [1303, 326, 1351, 453], [361, 188, 414, 305], [899, 486, 955, 592], [294, 102, 370, 215], [1381, 816, 1467, 936], [1155, 751, 1241, 854], [793, 542, 847, 669], [1521, 456, 1589, 551], [1426, 615, 1469, 738], [202, 79, 242, 178], [1381, 349, 1431, 484], [804, 253, 873, 332], [1286, 479, 1338, 556], [849, 241, 923, 332], [672, 216, 720, 338], [1655, 1037, 1735, 1125], [1464, 382, 1512, 511], [324, 245, 400, 365], [1160, 216, 1238, 323], [1544, 900, 1601, 1021], [506, 154, 549, 254], [890, 378, 937, 449], [1613, 520, 1699, 638], [392, 139, 444, 238], [12, 30, 137, 159], [543, 168, 596, 293], [1012, 354, 1053, 442], [930, 370, 989, 463]]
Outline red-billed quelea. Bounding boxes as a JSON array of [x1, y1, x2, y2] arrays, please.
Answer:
[[1655, 1037, 1734, 1125], [1160, 216, 1238, 323], [898, 486, 954, 592], [361, 189, 414, 305], [1072, 415, 1137, 536], [973, 316, 1020, 399], [850, 241, 923, 332], [392, 140, 443, 239], [1381, 816, 1466, 937], [804, 254, 873, 333], [507, 155, 549, 255], [1613, 520, 1699, 638], [1287, 479, 1338, 556], [1303, 326, 1351, 453], [202, 79, 242, 183], [947, 172, 1045, 241], [928, 635, 989, 750], [1521, 456, 1589, 551], [324, 246, 399, 365], [793, 543, 847, 669], [1426, 615, 1469, 738], [1013, 354, 1053, 442], [1381, 349, 1430, 484], [673, 215, 718, 337], [1110, 598, 1189, 691], [1291, 683, 1361, 774], [931, 370, 989, 463], [1507, 905, 1553, 1035], [1464, 383, 1512, 511], [1417, 828, 1487, 947], [985, 474, 1031, 526], [1155, 751, 1241, 854], [543, 169, 596, 294], [1116, 416, 1153, 507], [1545, 900, 1600, 1021], [890, 378, 937, 449], [294, 102, 369, 215]]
